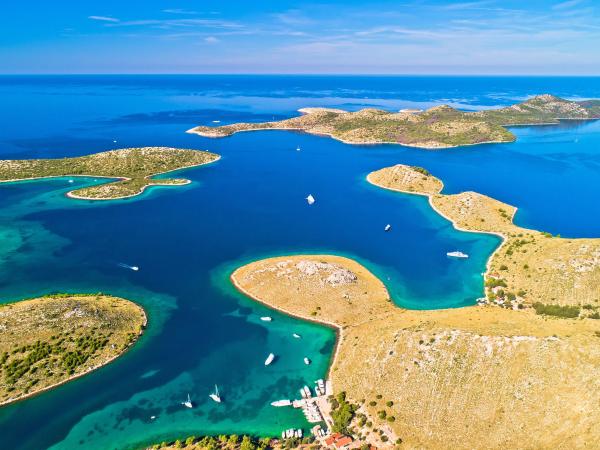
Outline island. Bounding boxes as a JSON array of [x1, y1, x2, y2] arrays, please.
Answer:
[[231, 254, 600, 449], [188, 94, 600, 149], [0, 147, 220, 200], [0, 294, 146, 406]]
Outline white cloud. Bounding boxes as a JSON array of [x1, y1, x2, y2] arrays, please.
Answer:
[[162, 9, 197, 15], [204, 36, 220, 43], [552, 0, 584, 10], [88, 15, 119, 22]]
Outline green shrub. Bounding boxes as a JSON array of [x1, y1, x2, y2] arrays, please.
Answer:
[[532, 302, 580, 318]]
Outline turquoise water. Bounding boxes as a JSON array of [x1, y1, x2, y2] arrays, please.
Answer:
[[0, 76, 598, 449]]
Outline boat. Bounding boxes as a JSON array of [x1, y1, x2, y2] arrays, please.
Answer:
[[131, 266, 139, 271], [264, 353, 275, 366], [384, 224, 391, 232], [296, 145, 301, 151], [292, 333, 301, 339], [271, 399, 292, 407], [281, 431, 285, 439], [212, 120, 221, 123], [260, 316, 272, 322], [304, 357, 311, 365], [446, 251, 469, 259], [209, 384, 221, 403], [68, 179, 74, 183], [150, 415, 156, 420], [306, 194, 315, 205], [182, 393, 193, 408], [303, 385, 312, 398]]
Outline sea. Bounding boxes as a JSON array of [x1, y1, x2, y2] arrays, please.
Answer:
[[0, 75, 599, 449]]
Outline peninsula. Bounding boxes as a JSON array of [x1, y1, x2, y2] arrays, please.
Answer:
[[188, 95, 600, 149], [0, 147, 220, 200], [367, 164, 600, 312], [232, 255, 600, 449], [0, 294, 146, 406]]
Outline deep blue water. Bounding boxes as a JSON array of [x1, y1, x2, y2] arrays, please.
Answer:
[[0, 75, 598, 449]]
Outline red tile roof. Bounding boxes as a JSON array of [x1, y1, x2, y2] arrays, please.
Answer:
[[334, 436, 353, 448]]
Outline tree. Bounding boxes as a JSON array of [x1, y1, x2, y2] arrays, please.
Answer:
[[240, 435, 256, 450]]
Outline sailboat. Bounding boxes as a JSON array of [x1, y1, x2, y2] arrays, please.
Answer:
[[306, 194, 315, 205], [182, 393, 193, 408], [209, 384, 221, 403]]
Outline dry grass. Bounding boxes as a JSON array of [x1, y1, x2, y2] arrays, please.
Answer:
[[0, 147, 220, 200], [188, 95, 600, 149], [368, 164, 600, 311], [232, 255, 600, 450], [0, 294, 146, 405]]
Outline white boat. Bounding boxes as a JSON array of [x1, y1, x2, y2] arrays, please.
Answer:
[[212, 120, 221, 123], [292, 333, 301, 339], [447, 251, 469, 259], [306, 194, 315, 205], [68, 179, 74, 184], [131, 266, 140, 271], [209, 384, 221, 403], [281, 431, 285, 439], [260, 316, 272, 322], [264, 353, 275, 366], [271, 399, 292, 407], [182, 393, 193, 408], [303, 385, 312, 398], [150, 415, 156, 420], [296, 146, 301, 151], [304, 357, 311, 365], [384, 224, 392, 232]]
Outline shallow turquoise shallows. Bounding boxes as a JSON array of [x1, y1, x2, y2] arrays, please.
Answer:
[[0, 76, 599, 450]]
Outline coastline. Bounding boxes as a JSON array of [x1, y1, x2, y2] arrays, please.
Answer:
[[229, 270, 342, 383], [0, 303, 147, 408], [0, 155, 221, 201], [365, 172, 512, 285], [187, 125, 514, 149]]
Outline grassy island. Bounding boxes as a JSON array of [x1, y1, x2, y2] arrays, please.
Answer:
[[0, 294, 146, 406], [188, 95, 600, 149], [232, 255, 600, 449], [367, 164, 600, 311], [0, 147, 220, 200]]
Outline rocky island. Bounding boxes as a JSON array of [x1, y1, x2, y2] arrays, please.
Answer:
[[0, 294, 146, 406], [0, 147, 220, 200], [231, 254, 600, 449], [188, 95, 600, 149]]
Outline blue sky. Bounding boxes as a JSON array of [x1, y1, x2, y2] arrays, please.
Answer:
[[1, 0, 599, 74]]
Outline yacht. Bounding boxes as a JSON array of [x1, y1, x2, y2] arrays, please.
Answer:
[[292, 333, 301, 339], [265, 353, 275, 366], [209, 384, 221, 403], [212, 120, 221, 123], [260, 316, 272, 322], [182, 393, 193, 408], [304, 357, 311, 365], [271, 399, 292, 407], [384, 224, 391, 232], [446, 251, 469, 259], [306, 194, 315, 205], [131, 266, 140, 271]]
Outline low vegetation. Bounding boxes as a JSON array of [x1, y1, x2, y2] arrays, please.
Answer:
[[149, 434, 314, 450], [233, 255, 600, 449], [0, 294, 146, 405], [189, 95, 600, 149], [533, 302, 581, 318], [0, 147, 219, 200], [369, 164, 600, 310]]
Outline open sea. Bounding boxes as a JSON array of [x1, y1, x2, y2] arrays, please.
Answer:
[[0, 75, 599, 449]]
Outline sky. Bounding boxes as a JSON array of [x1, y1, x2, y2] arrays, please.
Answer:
[[1, 0, 599, 74]]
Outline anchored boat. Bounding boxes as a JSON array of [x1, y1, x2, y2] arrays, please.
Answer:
[[265, 353, 275, 366], [182, 393, 193, 408], [209, 384, 221, 403], [447, 251, 469, 258]]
